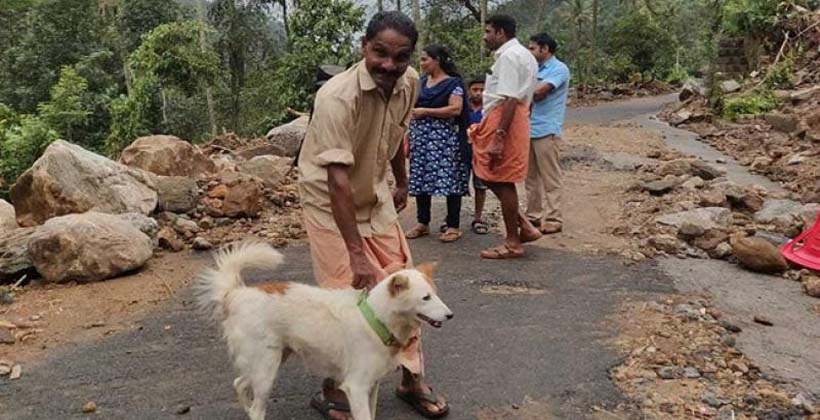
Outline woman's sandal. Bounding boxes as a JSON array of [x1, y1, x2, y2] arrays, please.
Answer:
[[471, 220, 489, 234], [396, 387, 450, 419], [406, 225, 430, 239], [480, 244, 525, 259], [439, 229, 463, 243], [310, 391, 352, 420]]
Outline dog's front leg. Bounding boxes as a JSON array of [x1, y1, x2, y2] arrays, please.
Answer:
[[340, 383, 372, 420], [368, 382, 380, 419]]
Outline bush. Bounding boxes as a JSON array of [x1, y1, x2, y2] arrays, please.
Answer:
[[722, 91, 779, 120], [0, 114, 59, 183]]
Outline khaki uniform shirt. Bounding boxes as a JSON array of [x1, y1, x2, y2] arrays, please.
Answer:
[[297, 60, 419, 237]]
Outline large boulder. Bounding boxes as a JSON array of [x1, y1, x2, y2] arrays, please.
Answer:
[[656, 207, 732, 231], [120, 135, 215, 177], [237, 155, 293, 187], [0, 199, 16, 233], [0, 227, 38, 282], [156, 176, 198, 213], [10, 141, 158, 227], [222, 176, 262, 218], [28, 212, 154, 284], [754, 199, 804, 228], [730, 235, 789, 274], [679, 78, 707, 101], [265, 116, 308, 157]]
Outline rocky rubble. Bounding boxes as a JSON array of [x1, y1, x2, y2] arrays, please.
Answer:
[[0, 118, 309, 286], [613, 296, 819, 419], [613, 154, 820, 289]]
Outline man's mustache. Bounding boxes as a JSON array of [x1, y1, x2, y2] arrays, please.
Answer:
[[373, 67, 403, 78]]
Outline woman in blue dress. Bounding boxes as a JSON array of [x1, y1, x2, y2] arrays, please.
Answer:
[[405, 45, 470, 243]]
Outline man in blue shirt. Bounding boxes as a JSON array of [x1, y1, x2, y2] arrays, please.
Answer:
[[526, 32, 569, 234]]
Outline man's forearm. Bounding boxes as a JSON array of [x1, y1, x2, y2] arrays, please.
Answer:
[[327, 164, 365, 258], [497, 97, 518, 136]]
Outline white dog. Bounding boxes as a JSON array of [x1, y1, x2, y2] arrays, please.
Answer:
[[196, 242, 453, 420]]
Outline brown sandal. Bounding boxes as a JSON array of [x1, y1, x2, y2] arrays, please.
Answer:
[[396, 387, 450, 419], [406, 225, 430, 239], [439, 229, 462, 243], [480, 244, 525, 259]]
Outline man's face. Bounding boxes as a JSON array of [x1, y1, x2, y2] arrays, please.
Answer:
[[469, 82, 484, 105], [361, 28, 415, 93], [528, 41, 551, 63], [483, 25, 505, 51]]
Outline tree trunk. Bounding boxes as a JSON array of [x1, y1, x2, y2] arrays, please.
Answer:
[[589, 0, 598, 87], [480, 0, 487, 58], [396, 0, 402, 13], [197, 0, 217, 138], [377, 0, 383, 12], [411, 0, 421, 56], [281, 0, 289, 40]]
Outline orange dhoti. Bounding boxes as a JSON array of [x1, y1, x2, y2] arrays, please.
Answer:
[[303, 214, 424, 375], [470, 103, 531, 183]]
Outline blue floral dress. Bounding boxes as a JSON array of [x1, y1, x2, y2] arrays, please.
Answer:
[[409, 84, 470, 196]]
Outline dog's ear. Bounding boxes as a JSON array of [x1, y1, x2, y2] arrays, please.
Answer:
[[389, 274, 410, 297], [416, 262, 437, 281]]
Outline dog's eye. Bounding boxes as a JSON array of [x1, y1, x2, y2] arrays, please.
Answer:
[[422, 294, 431, 301]]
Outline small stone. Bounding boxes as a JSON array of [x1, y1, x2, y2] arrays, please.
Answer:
[[703, 394, 724, 408], [679, 222, 706, 238], [721, 335, 737, 347], [683, 367, 702, 378], [730, 360, 749, 373], [803, 275, 820, 298], [0, 327, 15, 345], [175, 404, 191, 415], [657, 366, 680, 379], [0, 290, 13, 305], [792, 392, 817, 414], [720, 320, 742, 333], [709, 242, 733, 259], [82, 401, 97, 413], [9, 364, 21, 379], [192, 237, 213, 251], [753, 315, 774, 326]]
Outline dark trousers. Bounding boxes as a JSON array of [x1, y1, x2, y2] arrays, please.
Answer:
[[416, 194, 462, 228]]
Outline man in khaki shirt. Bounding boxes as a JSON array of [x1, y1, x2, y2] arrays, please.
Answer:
[[297, 11, 449, 420]]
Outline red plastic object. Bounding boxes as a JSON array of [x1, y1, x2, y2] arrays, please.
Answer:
[[782, 211, 820, 271]]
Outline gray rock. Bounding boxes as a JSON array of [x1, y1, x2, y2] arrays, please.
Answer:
[[656, 366, 680, 380], [754, 199, 804, 224], [28, 212, 154, 283], [0, 227, 38, 282], [265, 116, 308, 157], [680, 78, 707, 101], [719, 80, 741, 94], [765, 112, 800, 133], [10, 140, 157, 227], [682, 176, 706, 190], [119, 135, 215, 177], [753, 231, 790, 246], [649, 234, 684, 254], [0, 199, 16, 233], [156, 176, 198, 214], [720, 320, 743, 333], [683, 367, 701, 378], [192, 237, 213, 251], [236, 155, 292, 187], [709, 242, 733, 259], [721, 334, 737, 347], [174, 217, 201, 235], [690, 160, 724, 180], [702, 394, 724, 408], [679, 222, 706, 238], [657, 207, 732, 231], [117, 213, 159, 248], [792, 392, 817, 414], [641, 178, 683, 195]]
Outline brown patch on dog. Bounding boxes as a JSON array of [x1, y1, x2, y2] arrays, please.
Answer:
[[255, 282, 291, 295], [389, 275, 410, 297], [416, 262, 438, 290]]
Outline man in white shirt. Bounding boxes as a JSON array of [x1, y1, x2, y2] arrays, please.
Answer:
[[470, 15, 542, 259]]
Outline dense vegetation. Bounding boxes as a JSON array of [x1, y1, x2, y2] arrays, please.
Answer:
[[0, 0, 815, 191]]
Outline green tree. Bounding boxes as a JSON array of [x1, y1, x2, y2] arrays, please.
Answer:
[[0, 115, 59, 184], [106, 20, 221, 155], [37, 67, 92, 145]]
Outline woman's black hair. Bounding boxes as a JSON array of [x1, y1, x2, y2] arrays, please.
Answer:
[[424, 44, 460, 78]]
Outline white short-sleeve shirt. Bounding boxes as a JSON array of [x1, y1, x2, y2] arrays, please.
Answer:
[[483, 38, 538, 114]]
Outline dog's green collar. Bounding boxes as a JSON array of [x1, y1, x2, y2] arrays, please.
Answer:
[[357, 291, 397, 347]]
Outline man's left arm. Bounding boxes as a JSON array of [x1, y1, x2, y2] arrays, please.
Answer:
[[533, 65, 569, 102]]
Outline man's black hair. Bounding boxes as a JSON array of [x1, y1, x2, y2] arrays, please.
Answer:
[[468, 76, 485, 87], [486, 15, 517, 38], [530, 32, 558, 54], [365, 11, 418, 46]]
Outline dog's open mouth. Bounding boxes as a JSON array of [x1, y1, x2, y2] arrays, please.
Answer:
[[417, 314, 443, 328]]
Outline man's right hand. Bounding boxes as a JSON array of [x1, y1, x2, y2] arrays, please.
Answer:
[[350, 252, 378, 290]]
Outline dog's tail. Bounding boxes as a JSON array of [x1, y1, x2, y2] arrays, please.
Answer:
[[195, 241, 284, 321]]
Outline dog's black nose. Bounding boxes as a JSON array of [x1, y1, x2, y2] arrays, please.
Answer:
[[446, 313, 454, 320]]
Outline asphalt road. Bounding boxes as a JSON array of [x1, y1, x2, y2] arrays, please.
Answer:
[[0, 96, 679, 420]]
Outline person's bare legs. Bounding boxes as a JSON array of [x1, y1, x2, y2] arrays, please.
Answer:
[[322, 379, 353, 420], [474, 188, 487, 223], [488, 182, 523, 252], [397, 367, 447, 415]]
